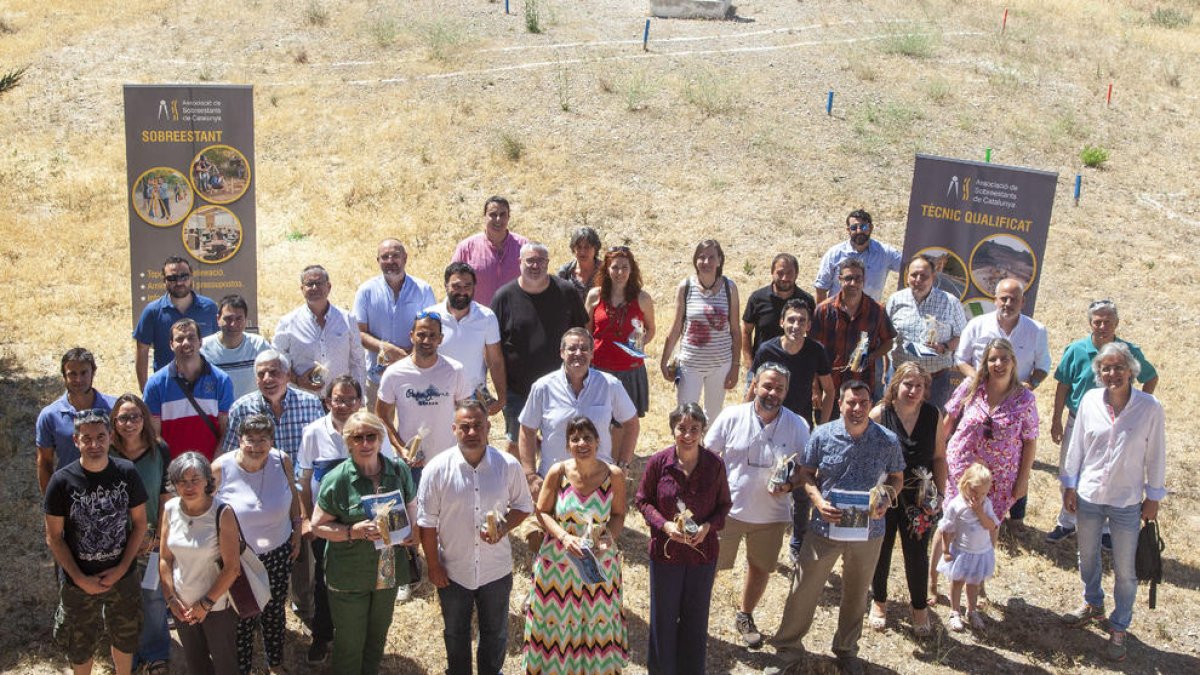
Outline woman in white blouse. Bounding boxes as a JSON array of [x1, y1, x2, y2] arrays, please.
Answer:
[[1059, 341, 1166, 662]]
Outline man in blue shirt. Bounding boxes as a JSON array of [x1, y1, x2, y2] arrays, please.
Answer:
[[134, 256, 218, 390], [813, 209, 903, 303], [35, 347, 116, 493]]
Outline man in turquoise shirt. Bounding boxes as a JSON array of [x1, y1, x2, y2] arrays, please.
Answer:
[[1046, 300, 1158, 543]]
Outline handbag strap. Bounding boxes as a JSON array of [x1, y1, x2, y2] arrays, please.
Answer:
[[215, 503, 249, 556], [174, 369, 222, 443]]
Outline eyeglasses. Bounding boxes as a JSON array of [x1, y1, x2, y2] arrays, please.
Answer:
[[847, 224, 870, 232], [523, 257, 549, 266], [607, 245, 631, 254], [330, 396, 359, 406], [414, 310, 443, 325], [115, 413, 143, 424], [164, 273, 192, 283], [839, 275, 864, 284], [301, 279, 328, 289], [348, 432, 380, 444]]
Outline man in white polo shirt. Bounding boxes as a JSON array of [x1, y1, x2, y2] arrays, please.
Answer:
[[705, 362, 811, 650], [517, 328, 639, 498], [423, 262, 507, 416], [418, 401, 532, 675]]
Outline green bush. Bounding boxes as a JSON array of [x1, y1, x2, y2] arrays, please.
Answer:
[[1080, 145, 1110, 168]]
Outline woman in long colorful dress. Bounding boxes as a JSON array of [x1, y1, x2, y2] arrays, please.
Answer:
[[525, 416, 627, 674], [929, 338, 1038, 598]]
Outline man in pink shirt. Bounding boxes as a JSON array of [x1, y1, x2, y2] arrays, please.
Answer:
[[451, 196, 527, 307]]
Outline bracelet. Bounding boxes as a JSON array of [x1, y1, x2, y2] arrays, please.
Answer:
[[199, 596, 215, 611]]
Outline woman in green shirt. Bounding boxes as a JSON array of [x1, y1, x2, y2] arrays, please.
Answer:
[[311, 411, 416, 675]]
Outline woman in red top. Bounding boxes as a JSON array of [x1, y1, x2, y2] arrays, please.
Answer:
[[585, 246, 656, 418]]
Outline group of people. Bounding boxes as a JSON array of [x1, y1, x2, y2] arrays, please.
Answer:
[[37, 198, 1166, 674], [193, 155, 226, 195], [139, 176, 183, 221]]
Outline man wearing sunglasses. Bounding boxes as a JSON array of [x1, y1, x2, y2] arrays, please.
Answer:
[[134, 256, 218, 390], [813, 210, 902, 304]]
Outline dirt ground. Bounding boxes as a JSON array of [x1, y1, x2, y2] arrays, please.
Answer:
[[2, 0, 1199, 672]]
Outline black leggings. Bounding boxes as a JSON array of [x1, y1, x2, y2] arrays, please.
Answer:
[[871, 505, 931, 610]]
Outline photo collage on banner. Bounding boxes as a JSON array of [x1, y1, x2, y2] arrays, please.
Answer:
[[123, 85, 258, 329], [901, 154, 1058, 318]]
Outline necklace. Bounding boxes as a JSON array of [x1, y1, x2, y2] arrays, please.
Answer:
[[181, 499, 210, 527], [239, 450, 269, 508], [698, 275, 720, 291]]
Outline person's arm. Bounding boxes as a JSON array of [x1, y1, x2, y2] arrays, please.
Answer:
[[357, 321, 407, 364], [190, 507, 243, 623], [932, 412, 948, 499], [419, 525, 448, 588], [724, 281, 742, 389], [535, 464, 586, 554], [374, 400, 406, 457], [1012, 437, 1037, 502], [868, 404, 884, 423], [300, 469, 315, 525], [347, 317, 368, 386], [633, 456, 667, 531], [518, 424, 542, 496], [740, 321, 756, 371], [282, 455, 304, 560], [1050, 381, 1070, 444], [158, 506, 192, 623], [1141, 376, 1159, 395], [36, 446, 55, 494], [617, 416, 639, 467], [799, 465, 840, 523], [584, 288, 600, 335], [639, 291, 657, 346], [604, 466, 627, 548], [659, 281, 687, 381], [483, 342, 507, 415], [1025, 368, 1048, 391], [817, 374, 835, 425], [136, 341, 151, 391], [217, 413, 228, 445], [1142, 404, 1167, 521], [45, 514, 105, 595], [956, 362, 976, 379], [867, 336, 894, 362]]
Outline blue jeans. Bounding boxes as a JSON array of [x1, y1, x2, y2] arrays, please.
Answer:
[[437, 574, 513, 675], [503, 391, 528, 445], [648, 559, 716, 675], [928, 368, 953, 413], [1076, 498, 1141, 632], [136, 557, 170, 666]]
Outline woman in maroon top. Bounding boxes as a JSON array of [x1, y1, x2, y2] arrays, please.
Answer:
[[635, 403, 731, 675], [585, 246, 656, 418]]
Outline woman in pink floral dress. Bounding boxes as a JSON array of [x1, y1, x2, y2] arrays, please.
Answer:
[[930, 338, 1038, 598]]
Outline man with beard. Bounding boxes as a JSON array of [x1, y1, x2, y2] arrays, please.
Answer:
[[423, 262, 507, 416], [705, 363, 810, 650], [741, 253, 816, 377], [810, 259, 896, 401], [813, 210, 902, 304], [451, 196, 528, 307], [36, 348, 117, 493], [143, 318, 233, 460], [135, 256, 218, 390], [376, 313, 472, 485], [492, 243, 588, 454], [275, 265, 367, 394], [886, 254, 967, 410], [201, 294, 272, 399], [767, 381, 904, 675], [354, 240, 437, 407]]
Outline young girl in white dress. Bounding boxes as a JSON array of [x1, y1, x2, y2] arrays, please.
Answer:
[[936, 462, 999, 631]]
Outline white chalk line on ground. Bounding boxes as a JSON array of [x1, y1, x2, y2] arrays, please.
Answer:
[[1138, 193, 1199, 227]]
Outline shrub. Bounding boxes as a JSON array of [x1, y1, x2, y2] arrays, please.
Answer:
[[305, 0, 329, 27], [1149, 8, 1191, 29], [525, 0, 542, 34], [1080, 145, 1110, 168]]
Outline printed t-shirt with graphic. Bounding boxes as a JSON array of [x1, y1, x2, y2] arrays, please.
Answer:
[[44, 457, 149, 579], [377, 355, 471, 461]]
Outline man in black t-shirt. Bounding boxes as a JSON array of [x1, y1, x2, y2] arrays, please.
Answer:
[[44, 409, 148, 675], [747, 299, 834, 428], [492, 242, 587, 454], [741, 254, 816, 379]]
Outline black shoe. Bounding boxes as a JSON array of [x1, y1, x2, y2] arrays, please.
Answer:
[[836, 654, 866, 675], [307, 639, 330, 664]]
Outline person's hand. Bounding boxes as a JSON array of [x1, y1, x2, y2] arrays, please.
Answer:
[[660, 361, 673, 382], [943, 551, 954, 563], [75, 575, 107, 596], [405, 455, 427, 469], [301, 518, 314, 541], [168, 596, 193, 624], [1050, 418, 1064, 445], [723, 365, 740, 390], [689, 522, 712, 547], [351, 520, 381, 542], [816, 497, 842, 524], [1141, 499, 1159, 522], [139, 533, 158, 556], [663, 521, 683, 541], [1011, 475, 1029, 501], [487, 397, 505, 416], [381, 343, 408, 364], [1021, 380, 1034, 391], [480, 522, 506, 545], [872, 503, 889, 520], [526, 473, 543, 500], [563, 533, 587, 558], [1063, 488, 1078, 514], [428, 561, 450, 589], [189, 601, 210, 624], [96, 565, 127, 589], [768, 481, 790, 497]]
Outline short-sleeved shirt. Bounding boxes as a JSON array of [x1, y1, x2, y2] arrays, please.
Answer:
[[378, 355, 472, 461], [802, 419, 904, 539], [416, 446, 533, 590], [273, 303, 366, 389], [886, 287, 967, 374], [492, 278, 588, 397], [112, 441, 170, 532], [705, 402, 811, 525], [221, 387, 326, 463], [316, 455, 416, 592], [451, 231, 528, 307], [36, 391, 116, 470], [750, 337, 831, 427], [519, 368, 637, 475], [1053, 336, 1158, 414], [200, 332, 272, 400], [741, 285, 817, 356], [298, 414, 397, 498], [423, 300, 501, 393], [143, 358, 234, 461], [813, 239, 903, 301], [955, 312, 1050, 383], [810, 293, 896, 391], [133, 293, 219, 371], [352, 274, 437, 382], [44, 458, 148, 578]]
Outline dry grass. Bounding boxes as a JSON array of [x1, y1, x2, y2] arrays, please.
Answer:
[[2, 0, 1200, 672]]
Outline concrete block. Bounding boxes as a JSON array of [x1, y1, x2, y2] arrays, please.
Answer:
[[650, 0, 733, 20]]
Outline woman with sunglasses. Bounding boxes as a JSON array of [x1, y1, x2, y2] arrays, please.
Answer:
[[585, 246, 656, 422], [311, 411, 416, 674], [930, 338, 1037, 600], [110, 394, 172, 674]]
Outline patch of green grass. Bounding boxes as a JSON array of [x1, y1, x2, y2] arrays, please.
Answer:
[[681, 67, 739, 116], [0, 67, 26, 97], [305, 0, 329, 27], [926, 77, 953, 104], [525, 0, 542, 34], [497, 132, 525, 162], [881, 30, 938, 59], [1080, 145, 1110, 168], [285, 230, 308, 242], [622, 70, 654, 111], [1149, 7, 1192, 28]]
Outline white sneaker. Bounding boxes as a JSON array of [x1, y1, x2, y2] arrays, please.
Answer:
[[395, 584, 412, 602], [948, 611, 965, 632]]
